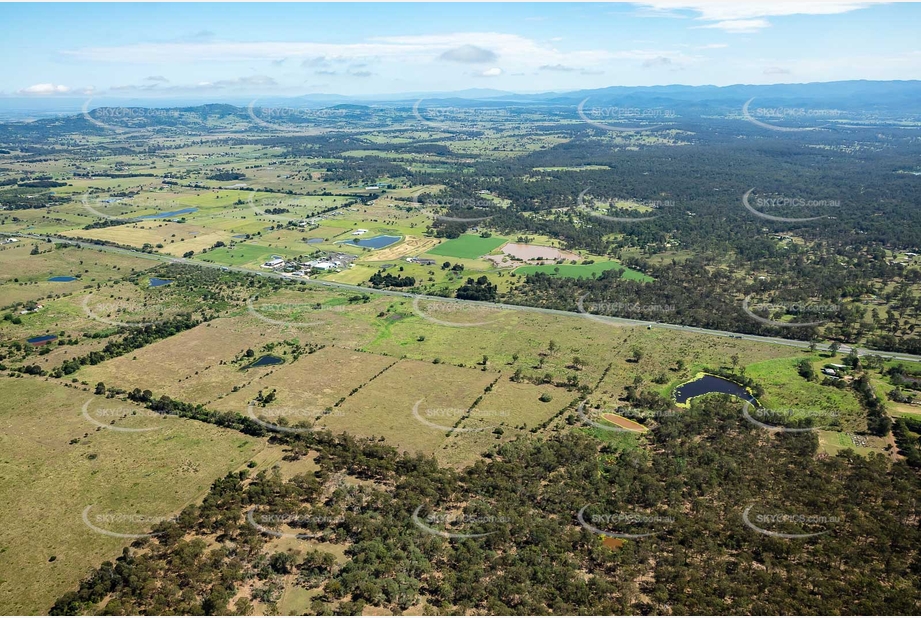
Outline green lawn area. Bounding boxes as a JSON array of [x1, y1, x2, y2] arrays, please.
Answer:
[[426, 234, 507, 259], [886, 399, 921, 420], [577, 427, 642, 452], [817, 430, 884, 457], [894, 409, 921, 421], [172, 189, 255, 209], [198, 243, 300, 266], [514, 260, 653, 282], [744, 356, 864, 432]]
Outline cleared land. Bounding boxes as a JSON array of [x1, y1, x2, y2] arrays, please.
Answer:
[[215, 346, 395, 415], [515, 260, 653, 281], [745, 356, 864, 431], [0, 242, 153, 307], [817, 429, 888, 457], [198, 243, 297, 267], [601, 412, 648, 432], [76, 316, 282, 405], [425, 234, 507, 259], [368, 236, 442, 262], [437, 378, 574, 467], [324, 358, 498, 464], [492, 242, 581, 263], [60, 221, 233, 257], [0, 378, 264, 615]]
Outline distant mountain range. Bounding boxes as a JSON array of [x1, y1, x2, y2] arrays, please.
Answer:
[[243, 80, 921, 113], [3, 80, 921, 123]]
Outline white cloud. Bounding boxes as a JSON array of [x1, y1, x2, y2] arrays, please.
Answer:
[[212, 75, 276, 88], [174, 30, 215, 43], [630, 6, 689, 19], [59, 30, 707, 88], [697, 19, 771, 33], [62, 32, 614, 73], [17, 83, 80, 95], [301, 56, 330, 68], [111, 82, 159, 92], [636, 1, 888, 35], [110, 75, 276, 94], [539, 64, 577, 72], [439, 44, 498, 63], [739, 50, 921, 83], [642, 56, 674, 68], [634, 1, 890, 22]]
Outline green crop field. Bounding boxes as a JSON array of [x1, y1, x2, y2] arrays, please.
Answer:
[[197, 243, 297, 267], [425, 234, 507, 259], [745, 356, 865, 431]]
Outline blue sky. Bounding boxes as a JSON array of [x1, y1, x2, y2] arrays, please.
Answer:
[[2, 2, 919, 98]]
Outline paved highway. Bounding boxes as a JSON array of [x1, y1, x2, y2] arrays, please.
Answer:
[[8, 231, 921, 363]]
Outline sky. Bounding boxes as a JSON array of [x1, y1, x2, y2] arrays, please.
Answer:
[[2, 1, 920, 99]]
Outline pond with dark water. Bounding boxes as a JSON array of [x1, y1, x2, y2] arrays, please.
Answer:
[[27, 334, 58, 345], [246, 354, 284, 368], [337, 235, 401, 249], [137, 208, 198, 220], [673, 374, 756, 405]]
